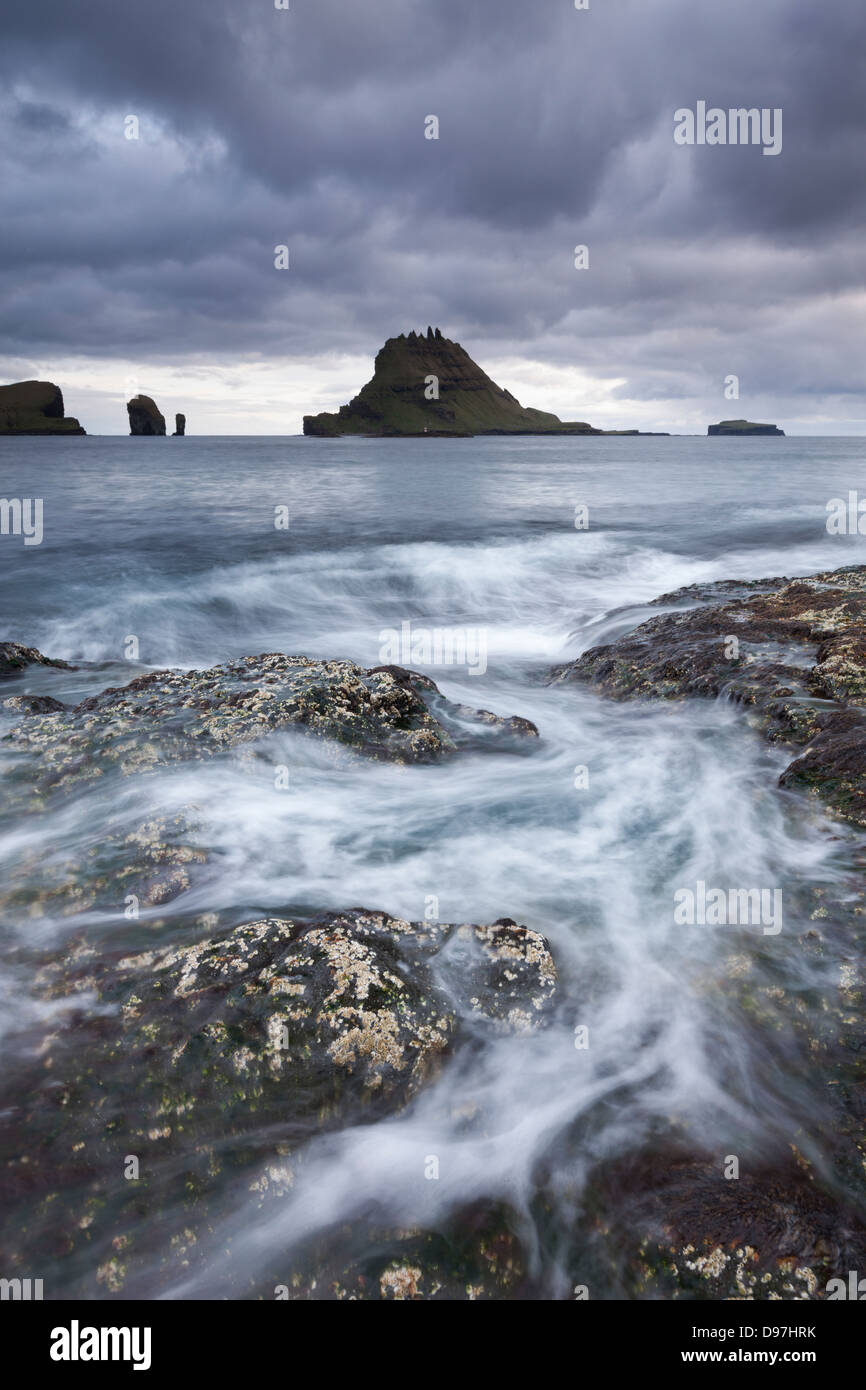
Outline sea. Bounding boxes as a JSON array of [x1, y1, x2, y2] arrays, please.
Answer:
[[2, 432, 865, 1297]]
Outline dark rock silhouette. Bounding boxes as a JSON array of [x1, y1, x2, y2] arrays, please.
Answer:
[[0, 641, 73, 678], [0, 381, 85, 435], [127, 395, 166, 436], [173, 413, 186, 436], [304, 330, 603, 437]]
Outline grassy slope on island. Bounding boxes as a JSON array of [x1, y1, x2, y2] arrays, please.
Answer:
[[304, 329, 600, 436], [0, 381, 85, 435]]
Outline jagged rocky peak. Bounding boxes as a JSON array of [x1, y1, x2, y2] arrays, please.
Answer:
[[0, 381, 85, 435], [303, 330, 601, 437], [127, 394, 166, 436]]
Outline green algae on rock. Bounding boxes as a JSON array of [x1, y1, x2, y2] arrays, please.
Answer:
[[551, 563, 866, 827]]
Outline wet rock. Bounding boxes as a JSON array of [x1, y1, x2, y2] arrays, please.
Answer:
[[0, 810, 208, 923], [0, 641, 72, 678], [0, 909, 557, 1295], [280, 1202, 534, 1299], [582, 1150, 866, 1300], [552, 563, 866, 826], [4, 654, 539, 801], [779, 712, 866, 825], [434, 918, 557, 1031], [1, 693, 66, 714], [369, 664, 539, 748], [34, 910, 458, 1112]]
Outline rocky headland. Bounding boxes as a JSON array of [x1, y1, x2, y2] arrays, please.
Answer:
[[0, 381, 85, 435]]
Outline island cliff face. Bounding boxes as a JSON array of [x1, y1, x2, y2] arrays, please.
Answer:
[[0, 381, 85, 435], [304, 329, 602, 437], [127, 395, 166, 436], [708, 419, 784, 436]]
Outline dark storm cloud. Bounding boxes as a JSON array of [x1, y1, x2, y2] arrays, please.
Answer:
[[1, 0, 865, 417]]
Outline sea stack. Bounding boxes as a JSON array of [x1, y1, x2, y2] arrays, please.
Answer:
[[173, 413, 186, 436], [708, 419, 785, 436], [303, 329, 602, 437], [127, 395, 166, 436], [0, 381, 85, 435]]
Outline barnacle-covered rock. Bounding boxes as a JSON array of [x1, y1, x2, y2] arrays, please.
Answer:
[[434, 917, 557, 1031], [579, 1151, 866, 1300], [0, 810, 208, 924], [0, 641, 72, 679], [4, 654, 538, 803], [552, 564, 866, 826], [0, 909, 557, 1296], [278, 1202, 534, 1300]]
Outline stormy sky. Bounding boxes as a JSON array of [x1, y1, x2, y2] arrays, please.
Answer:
[[1, 0, 864, 433]]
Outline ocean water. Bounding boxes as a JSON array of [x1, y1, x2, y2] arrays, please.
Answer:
[[2, 433, 866, 1298]]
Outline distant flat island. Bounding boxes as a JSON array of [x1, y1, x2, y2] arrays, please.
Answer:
[[303, 329, 669, 438], [708, 419, 784, 436]]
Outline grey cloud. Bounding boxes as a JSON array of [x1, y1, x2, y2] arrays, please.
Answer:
[[0, 0, 864, 425]]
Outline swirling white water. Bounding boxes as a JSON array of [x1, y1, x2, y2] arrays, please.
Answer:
[[2, 434, 865, 1296]]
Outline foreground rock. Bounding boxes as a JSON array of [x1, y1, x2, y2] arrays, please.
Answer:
[[127, 394, 166, 435], [708, 419, 784, 436], [0, 810, 207, 924], [0, 910, 556, 1295], [280, 1202, 533, 1299], [4, 654, 538, 802], [0, 641, 72, 680], [0, 380, 85, 435], [552, 563, 866, 826], [579, 1149, 866, 1299]]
